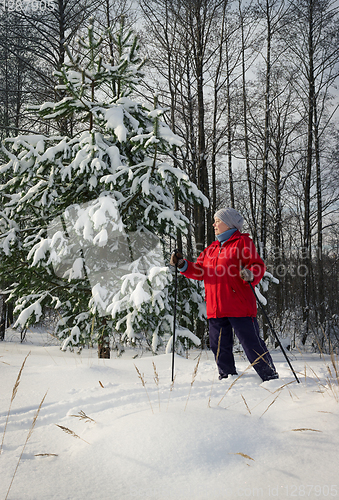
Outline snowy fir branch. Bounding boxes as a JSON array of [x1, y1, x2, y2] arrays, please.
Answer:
[[0, 19, 207, 354]]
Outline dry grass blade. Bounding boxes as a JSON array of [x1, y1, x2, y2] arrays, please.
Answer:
[[325, 376, 337, 401], [218, 372, 246, 405], [262, 380, 298, 400], [134, 364, 154, 414], [287, 386, 299, 400], [12, 351, 31, 401], [307, 364, 322, 382], [27, 392, 48, 441], [260, 391, 281, 418], [330, 350, 339, 384], [298, 346, 330, 388], [301, 337, 339, 400], [241, 394, 251, 414], [55, 424, 90, 444], [5, 391, 47, 500], [319, 328, 339, 385], [0, 356, 10, 365], [166, 376, 176, 411], [325, 340, 338, 399], [272, 381, 296, 393], [184, 353, 201, 411], [152, 361, 160, 412], [43, 346, 58, 365], [134, 364, 145, 387], [152, 361, 159, 386], [70, 410, 96, 423], [291, 428, 322, 432], [1, 351, 31, 455], [218, 351, 269, 406], [232, 452, 255, 461], [251, 381, 296, 413], [320, 336, 338, 399]]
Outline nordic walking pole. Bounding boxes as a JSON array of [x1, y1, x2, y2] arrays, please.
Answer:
[[171, 252, 179, 382], [249, 282, 300, 383]]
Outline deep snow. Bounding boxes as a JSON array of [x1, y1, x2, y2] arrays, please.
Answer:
[[1, 328, 339, 500]]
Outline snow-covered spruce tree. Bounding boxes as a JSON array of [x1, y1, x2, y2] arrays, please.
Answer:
[[0, 20, 208, 355]]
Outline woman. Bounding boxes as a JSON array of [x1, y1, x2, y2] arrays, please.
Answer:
[[171, 207, 278, 382]]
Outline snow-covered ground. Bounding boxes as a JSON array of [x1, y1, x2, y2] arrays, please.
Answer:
[[1, 328, 339, 500]]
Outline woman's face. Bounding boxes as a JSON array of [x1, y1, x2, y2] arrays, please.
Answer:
[[213, 217, 230, 235]]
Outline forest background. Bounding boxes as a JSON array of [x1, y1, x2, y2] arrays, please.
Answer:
[[0, 0, 339, 353]]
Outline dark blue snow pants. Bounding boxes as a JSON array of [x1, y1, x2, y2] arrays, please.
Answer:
[[209, 316, 277, 381]]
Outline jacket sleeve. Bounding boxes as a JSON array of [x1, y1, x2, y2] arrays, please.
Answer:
[[179, 249, 206, 281], [240, 236, 266, 286]]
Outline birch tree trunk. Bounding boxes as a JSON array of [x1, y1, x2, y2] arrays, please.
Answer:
[[260, 0, 271, 260], [239, 0, 258, 245]]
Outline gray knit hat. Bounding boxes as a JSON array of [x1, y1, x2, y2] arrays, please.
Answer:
[[214, 208, 244, 231]]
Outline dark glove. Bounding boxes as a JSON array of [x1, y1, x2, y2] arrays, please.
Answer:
[[170, 249, 185, 269], [240, 268, 254, 282]]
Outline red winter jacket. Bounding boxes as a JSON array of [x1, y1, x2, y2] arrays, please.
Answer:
[[180, 231, 265, 318]]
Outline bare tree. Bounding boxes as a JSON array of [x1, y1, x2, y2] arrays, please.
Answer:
[[0, 0, 99, 136], [253, 0, 292, 258], [283, 0, 339, 341], [139, 0, 232, 254], [237, 0, 260, 244]]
